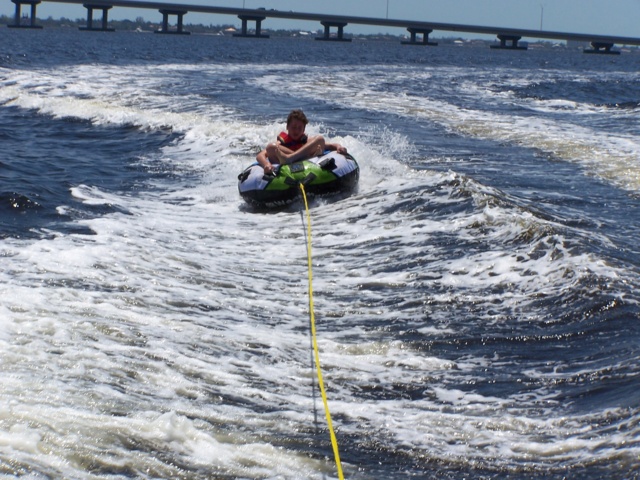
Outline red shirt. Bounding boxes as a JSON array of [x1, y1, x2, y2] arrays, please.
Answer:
[[277, 132, 308, 152]]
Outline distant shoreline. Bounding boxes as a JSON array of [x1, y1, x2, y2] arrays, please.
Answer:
[[0, 14, 418, 39], [5, 14, 640, 51], [0, 14, 584, 48]]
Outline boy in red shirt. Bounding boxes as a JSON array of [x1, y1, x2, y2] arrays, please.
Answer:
[[257, 109, 347, 175]]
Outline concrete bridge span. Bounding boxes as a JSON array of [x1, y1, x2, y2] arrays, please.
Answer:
[[8, 0, 640, 53]]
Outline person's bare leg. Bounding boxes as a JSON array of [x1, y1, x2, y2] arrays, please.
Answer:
[[277, 135, 326, 164], [265, 143, 285, 163]]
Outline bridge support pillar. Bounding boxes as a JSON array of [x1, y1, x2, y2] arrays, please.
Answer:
[[80, 4, 115, 31], [491, 34, 527, 50], [584, 41, 620, 55], [156, 9, 190, 34], [233, 15, 269, 38], [8, 0, 42, 29], [316, 21, 351, 42], [401, 28, 438, 46]]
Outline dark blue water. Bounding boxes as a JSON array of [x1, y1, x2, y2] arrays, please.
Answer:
[[1, 27, 640, 479], [0, 105, 178, 238]]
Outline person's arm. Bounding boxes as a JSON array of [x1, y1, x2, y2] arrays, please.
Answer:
[[326, 142, 348, 155], [256, 148, 276, 174]]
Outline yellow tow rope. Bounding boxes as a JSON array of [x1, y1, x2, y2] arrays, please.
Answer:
[[299, 183, 345, 480]]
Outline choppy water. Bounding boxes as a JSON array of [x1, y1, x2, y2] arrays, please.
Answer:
[[1, 28, 640, 479]]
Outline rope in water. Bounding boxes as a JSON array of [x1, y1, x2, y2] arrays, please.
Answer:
[[299, 183, 345, 480]]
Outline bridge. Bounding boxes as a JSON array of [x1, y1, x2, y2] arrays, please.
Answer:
[[8, 0, 640, 54]]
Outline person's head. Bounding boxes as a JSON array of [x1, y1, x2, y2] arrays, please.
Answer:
[[286, 109, 308, 140]]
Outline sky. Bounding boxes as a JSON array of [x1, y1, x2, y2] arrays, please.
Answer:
[[2, 0, 640, 39]]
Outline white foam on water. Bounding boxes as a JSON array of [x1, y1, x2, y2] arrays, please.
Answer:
[[1, 60, 638, 477], [252, 65, 640, 192]]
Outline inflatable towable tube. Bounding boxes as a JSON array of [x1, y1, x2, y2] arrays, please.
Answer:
[[238, 152, 359, 208]]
